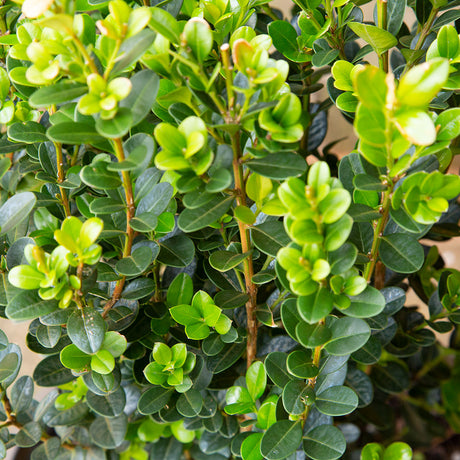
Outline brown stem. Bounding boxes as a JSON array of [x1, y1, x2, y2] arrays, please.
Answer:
[[102, 138, 135, 318], [364, 190, 392, 282], [55, 142, 71, 217], [231, 133, 258, 368]]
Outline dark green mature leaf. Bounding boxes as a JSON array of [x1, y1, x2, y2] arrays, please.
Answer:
[[265, 352, 293, 389], [86, 387, 126, 417], [324, 317, 371, 356], [387, 0, 407, 35], [33, 355, 74, 387], [252, 221, 291, 257], [138, 386, 174, 415], [15, 421, 42, 448], [206, 342, 246, 374], [8, 121, 48, 143], [112, 29, 156, 75], [345, 286, 385, 318], [11, 376, 34, 414], [90, 414, 127, 449], [315, 386, 358, 416], [96, 108, 133, 138], [176, 389, 203, 417], [260, 420, 302, 460], [282, 380, 314, 415], [209, 250, 250, 272], [116, 244, 157, 276], [47, 122, 104, 144], [137, 182, 174, 216], [371, 362, 410, 394], [379, 233, 424, 273], [122, 278, 155, 300], [178, 196, 234, 232], [6, 291, 58, 321], [158, 235, 195, 267], [67, 309, 105, 354], [29, 82, 88, 107], [80, 161, 122, 190], [0, 353, 19, 382], [246, 153, 307, 179], [0, 192, 36, 236], [303, 425, 346, 460], [120, 69, 159, 126]]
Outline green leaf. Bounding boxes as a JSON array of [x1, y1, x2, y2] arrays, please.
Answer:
[[241, 433, 264, 460], [379, 233, 424, 273], [252, 221, 291, 257], [0, 192, 36, 236], [6, 291, 58, 321], [138, 386, 174, 414], [149, 7, 181, 44], [116, 244, 156, 276], [80, 160, 122, 190], [287, 350, 318, 379], [158, 235, 195, 268], [246, 153, 307, 180], [120, 69, 159, 126], [303, 425, 346, 460], [0, 353, 19, 382], [361, 443, 384, 460], [47, 122, 104, 145], [312, 49, 340, 67], [383, 442, 413, 460], [15, 421, 42, 448], [348, 22, 397, 55], [324, 317, 371, 356], [209, 250, 251, 272], [397, 58, 450, 108], [8, 121, 48, 144], [436, 108, 460, 141], [86, 387, 126, 417], [282, 380, 315, 415], [268, 21, 310, 63], [265, 352, 293, 388], [387, 0, 406, 35], [137, 182, 174, 216], [246, 361, 266, 401], [260, 420, 302, 460], [315, 385, 358, 416], [296, 322, 332, 348], [29, 82, 88, 107], [167, 273, 194, 306], [178, 196, 234, 232], [112, 29, 156, 75], [297, 288, 334, 324], [60, 344, 91, 372], [371, 362, 410, 394], [176, 389, 203, 417], [10, 376, 33, 414], [33, 355, 74, 387], [91, 350, 115, 374], [90, 415, 127, 449], [67, 308, 105, 354], [95, 108, 133, 138], [122, 278, 155, 299], [345, 286, 386, 318]]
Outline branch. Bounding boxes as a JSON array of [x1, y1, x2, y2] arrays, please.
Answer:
[[102, 138, 136, 318]]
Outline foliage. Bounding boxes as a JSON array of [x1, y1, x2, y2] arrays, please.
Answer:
[[0, 0, 458, 459]]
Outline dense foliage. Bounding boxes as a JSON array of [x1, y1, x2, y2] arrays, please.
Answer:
[[0, 0, 459, 459]]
